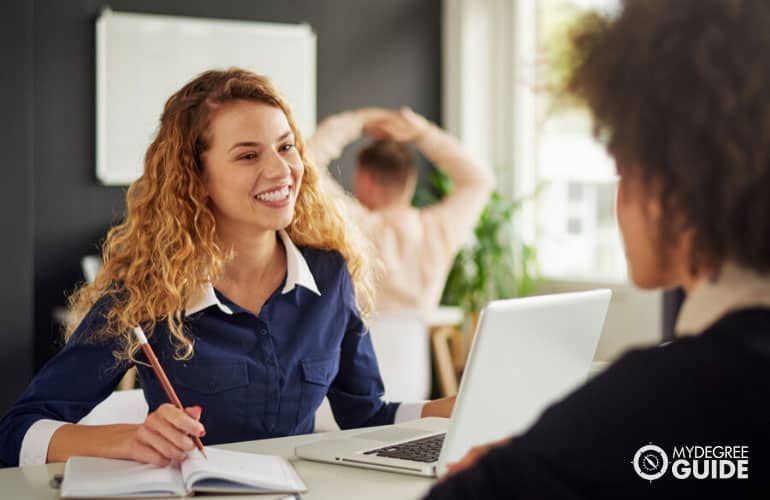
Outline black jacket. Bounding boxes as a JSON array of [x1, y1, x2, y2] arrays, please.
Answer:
[[425, 308, 770, 499]]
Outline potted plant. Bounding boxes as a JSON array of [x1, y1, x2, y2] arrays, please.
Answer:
[[415, 173, 540, 367]]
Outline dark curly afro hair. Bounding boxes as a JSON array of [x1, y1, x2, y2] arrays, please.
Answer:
[[568, 0, 770, 275]]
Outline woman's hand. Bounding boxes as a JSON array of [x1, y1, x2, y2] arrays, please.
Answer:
[[118, 404, 205, 466], [421, 395, 456, 418], [440, 437, 512, 481]]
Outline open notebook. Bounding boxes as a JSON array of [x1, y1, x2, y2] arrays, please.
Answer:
[[60, 447, 306, 498]]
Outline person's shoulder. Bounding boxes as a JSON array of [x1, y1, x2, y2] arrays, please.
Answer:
[[297, 247, 357, 307], [66, 292, 123, 346], [619, 306, 770, 366], [521, 341, 727, 447], [535, 337, 724, 420], [571, 324, 765, 416], [704, 307, 770, 342], [299, 246, 346, 267], [597, 333, 730, 384], [298, 246, 349, 282], [580, 344, 680, 395], [639, 307, 770, 371]]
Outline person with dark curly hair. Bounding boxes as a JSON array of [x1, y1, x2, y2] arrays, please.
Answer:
[[424, 0, 770, 498]]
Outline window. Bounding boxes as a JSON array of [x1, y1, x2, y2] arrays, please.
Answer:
[[526, 0, 625, 282], [443, 0, 624, 282], [443, 0, 662, 359]]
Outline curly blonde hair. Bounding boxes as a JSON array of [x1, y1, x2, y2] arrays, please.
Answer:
[[65, 68, 376, 362]]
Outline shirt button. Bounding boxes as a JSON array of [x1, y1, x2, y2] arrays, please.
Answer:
[[259, 329, 267, 336]]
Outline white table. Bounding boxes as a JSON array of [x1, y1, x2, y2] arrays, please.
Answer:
[[0, 428, 435, 500]]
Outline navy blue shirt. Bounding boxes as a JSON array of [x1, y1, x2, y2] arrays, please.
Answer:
[[0, 245, 398, 467]]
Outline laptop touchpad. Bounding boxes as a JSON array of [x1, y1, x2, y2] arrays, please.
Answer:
[[354, 427, 433, 442]]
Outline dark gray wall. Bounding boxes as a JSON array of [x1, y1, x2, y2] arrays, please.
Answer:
[[0, 0, 35, 412], [2, 0, 441, 413]]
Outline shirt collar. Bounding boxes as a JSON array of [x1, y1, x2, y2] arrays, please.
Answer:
[[675, 262, 770, 336], [185, 230, 321, 316]]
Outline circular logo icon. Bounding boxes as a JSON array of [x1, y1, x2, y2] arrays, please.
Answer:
[[633, 444, 668, 481]]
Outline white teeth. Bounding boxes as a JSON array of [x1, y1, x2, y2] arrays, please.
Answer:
[[256, 186, 290, 202]]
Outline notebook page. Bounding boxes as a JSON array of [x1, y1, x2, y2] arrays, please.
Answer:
[[61, 456, 185, 498], [181, 447, 305, 492]]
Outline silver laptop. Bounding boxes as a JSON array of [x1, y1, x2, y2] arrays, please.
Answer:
[[295, 289, 612, 477]]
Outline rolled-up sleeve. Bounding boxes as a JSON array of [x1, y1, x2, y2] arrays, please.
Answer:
[[18, 419, 68, 466], [0, 298, 127, 467]]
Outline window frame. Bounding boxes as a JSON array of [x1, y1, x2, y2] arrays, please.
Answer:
[[442, 0, 662, 352]]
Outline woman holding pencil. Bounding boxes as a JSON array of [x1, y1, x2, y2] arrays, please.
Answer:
[[0, 68, 453, 468]]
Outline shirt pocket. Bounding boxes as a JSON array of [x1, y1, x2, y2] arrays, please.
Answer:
[[175, 361, 249, 394], [171, 360, 250, 442], [297, 357, 338, 430]]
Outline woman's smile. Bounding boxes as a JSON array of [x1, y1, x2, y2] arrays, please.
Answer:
[[254, 184, 292, 208]]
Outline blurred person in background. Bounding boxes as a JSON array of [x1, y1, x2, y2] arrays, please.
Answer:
[[308, 107, 495, 318]]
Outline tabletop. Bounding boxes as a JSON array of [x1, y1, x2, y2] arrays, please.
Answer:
[[0, 427, 435, 500]]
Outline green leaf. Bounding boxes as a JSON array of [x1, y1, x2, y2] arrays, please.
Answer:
[[439, 184, 542, 316]]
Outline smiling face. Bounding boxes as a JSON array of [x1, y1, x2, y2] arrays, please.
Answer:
[[200, 100, 304, 235]]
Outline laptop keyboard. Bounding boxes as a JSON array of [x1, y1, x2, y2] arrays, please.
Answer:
[[363, 433, 445, 463]]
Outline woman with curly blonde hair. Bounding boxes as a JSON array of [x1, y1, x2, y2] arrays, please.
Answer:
[[0, 68, 452, 468]]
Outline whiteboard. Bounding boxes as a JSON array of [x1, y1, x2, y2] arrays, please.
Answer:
[[96, 9, 316, 185]]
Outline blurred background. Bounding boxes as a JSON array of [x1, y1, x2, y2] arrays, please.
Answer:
[[0, 0, 675, 414]]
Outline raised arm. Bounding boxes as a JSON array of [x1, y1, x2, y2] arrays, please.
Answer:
[[305, 109, 394, 220], [306, 108, 392, 174], [368, 108, 496, 255]]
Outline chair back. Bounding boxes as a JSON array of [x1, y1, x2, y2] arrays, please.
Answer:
[[314, 311, 430, 432], [368, 311, 430, 401]]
